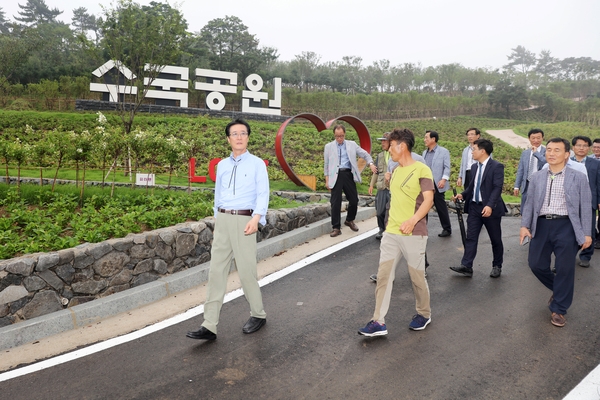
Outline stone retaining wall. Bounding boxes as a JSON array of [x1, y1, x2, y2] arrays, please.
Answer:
[[0, 192, 375, 327]]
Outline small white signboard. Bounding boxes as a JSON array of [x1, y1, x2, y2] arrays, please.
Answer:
[[136, 173, 155, 186]]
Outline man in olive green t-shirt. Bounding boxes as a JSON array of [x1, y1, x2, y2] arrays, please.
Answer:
[[358, 128, 435, 337]]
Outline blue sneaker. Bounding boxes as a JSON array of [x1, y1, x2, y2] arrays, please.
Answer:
[[358, 320, 388, 336], [409, 314, 431, 331]]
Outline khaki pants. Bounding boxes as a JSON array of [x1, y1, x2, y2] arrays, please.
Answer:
[[202, 213, 266, 334], [372, 233, 430, 324]]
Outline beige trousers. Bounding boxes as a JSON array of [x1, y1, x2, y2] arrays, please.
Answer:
[[372, 233, 430, 324], [202, 213, 266, 334]]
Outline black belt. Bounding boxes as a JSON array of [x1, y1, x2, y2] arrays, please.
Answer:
[[539, 214, 569, 219], [218, 208, 253, 216], [472, 201, 483, 205], [338, 168, 351, 172]]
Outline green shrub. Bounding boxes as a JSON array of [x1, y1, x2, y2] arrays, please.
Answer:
[[0, 182, 321, 259], [6, 99, 33, 111]]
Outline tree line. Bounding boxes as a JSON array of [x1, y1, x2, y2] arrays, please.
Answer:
[[0, 0, 599, 123]]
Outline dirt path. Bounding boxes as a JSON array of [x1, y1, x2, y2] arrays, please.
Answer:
[[486, 129, 530, 149]]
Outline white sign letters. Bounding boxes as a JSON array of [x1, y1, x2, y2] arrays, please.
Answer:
[[90, 60, 282, 116]]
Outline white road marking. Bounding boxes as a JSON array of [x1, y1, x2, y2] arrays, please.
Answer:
[[563, 364, 600, 399], [0, 228, 378, 383]]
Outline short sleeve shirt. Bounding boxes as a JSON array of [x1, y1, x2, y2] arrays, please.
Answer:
[[386, 162, 435, 236]]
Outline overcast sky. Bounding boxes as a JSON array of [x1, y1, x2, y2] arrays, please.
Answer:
[[3, 0, 600, 69]]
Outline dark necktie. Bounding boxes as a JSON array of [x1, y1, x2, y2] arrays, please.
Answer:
[[475, 163, 483, 202]]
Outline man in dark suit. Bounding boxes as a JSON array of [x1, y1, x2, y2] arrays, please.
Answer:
[[520, 138, 592, 327], [570, 136, 600, 267], [450, 139, 507, 278]]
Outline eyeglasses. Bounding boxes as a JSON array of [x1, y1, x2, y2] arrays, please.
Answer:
[[229, 132, 248, 138]]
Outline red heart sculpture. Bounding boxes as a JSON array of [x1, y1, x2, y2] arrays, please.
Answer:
[[275, 113, 372, 189]]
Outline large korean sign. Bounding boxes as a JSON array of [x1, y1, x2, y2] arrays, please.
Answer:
[[90, 60, 282, 116]]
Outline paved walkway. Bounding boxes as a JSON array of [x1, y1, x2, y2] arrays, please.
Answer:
[[486, 129, 530, 149], [2, 215, 600, 399], [0, 211, 377, 371]]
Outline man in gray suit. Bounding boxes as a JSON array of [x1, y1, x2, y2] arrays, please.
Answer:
[[520, 138, 592, 328], [324, 124, 377, 237], [423, 131, 452, 237], [514, 128, 546, 207], [570, 135, 600, 268]]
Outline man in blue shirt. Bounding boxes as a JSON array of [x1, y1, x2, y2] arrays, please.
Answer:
[[187, 118, 269, 341]]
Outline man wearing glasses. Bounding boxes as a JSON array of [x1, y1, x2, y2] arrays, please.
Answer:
[[358, 128, 434, 336], [324, 124, 377, 237], [569, 136, 600, 268], [187, 118, 269, 341], [450, 139, 507, 278]]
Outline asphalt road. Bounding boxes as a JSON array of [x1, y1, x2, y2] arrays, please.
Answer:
[[3, 215, 600, 400]]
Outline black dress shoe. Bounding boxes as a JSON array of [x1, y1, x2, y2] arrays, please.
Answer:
[[490, 266, 501, 278], [186, 326, 216, 340], [242, 317, 266, 334], [449, 265, 473, 277], [438, 230, 451, 237]]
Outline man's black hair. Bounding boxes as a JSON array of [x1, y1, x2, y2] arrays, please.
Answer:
[[225, 118, 251, 136], [428, 131, 439, 142], [528, 128, 544, 138], [389, 128, 415, 152], [473, 138, 493, 155], [547, 137, 570, 152], [572, 136, 592, 147]]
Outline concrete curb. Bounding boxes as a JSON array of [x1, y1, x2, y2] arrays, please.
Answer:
[[0, 207, 375, 351]]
